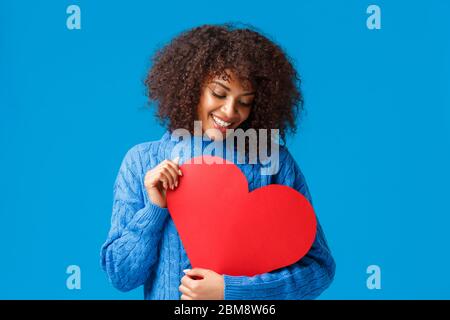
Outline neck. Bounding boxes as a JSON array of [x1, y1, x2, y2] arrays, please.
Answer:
[[161, 129, 237, 164]]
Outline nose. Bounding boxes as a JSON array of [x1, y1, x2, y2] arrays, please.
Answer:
[[220, 99, 238, 119]]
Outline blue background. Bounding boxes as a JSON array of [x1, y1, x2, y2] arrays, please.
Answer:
[[1, 0, 449, 299]]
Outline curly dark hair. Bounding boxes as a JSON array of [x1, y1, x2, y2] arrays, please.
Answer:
[[144, 23, 303, 143]]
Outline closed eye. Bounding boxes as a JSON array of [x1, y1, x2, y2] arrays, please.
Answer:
[[210, 88, 253, 106], [211, 90, 226, 99], [239, 101, 253, 107]]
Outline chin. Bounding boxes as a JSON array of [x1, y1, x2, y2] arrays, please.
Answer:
[[205, 129, 225, 141]]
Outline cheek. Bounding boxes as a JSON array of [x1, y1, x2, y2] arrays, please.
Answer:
[[240, 108, 251, 122], [197, 98, 210, 119], [200, 95, 220, 116]]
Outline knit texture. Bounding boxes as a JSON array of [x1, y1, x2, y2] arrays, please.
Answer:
[[100, 131, 336, 299]]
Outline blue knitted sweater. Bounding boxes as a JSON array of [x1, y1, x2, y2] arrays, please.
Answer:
[[100, 131, 336, 299]]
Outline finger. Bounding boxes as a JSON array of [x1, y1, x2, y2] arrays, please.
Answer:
[[156, 159, 176, 172], [162, 165, 179, 188], [165, 158, 183, 176], [178, 284, 194, 296], [159, 169, 175, 189], [157, 172, 170, 190], [181, 274, 197, 290], [184, 268, 210, 278], [180, 294, 192, 300]]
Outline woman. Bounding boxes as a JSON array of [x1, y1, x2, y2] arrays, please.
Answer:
[[100, 23, 336, 300]]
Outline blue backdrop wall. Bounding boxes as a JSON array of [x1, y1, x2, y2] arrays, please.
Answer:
[[1, 0, 449, 299]]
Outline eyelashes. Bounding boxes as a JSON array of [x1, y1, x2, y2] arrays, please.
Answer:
[[239, 101, 253, 107], [210, 90, 253, 107], [211, 91, 226, 99]]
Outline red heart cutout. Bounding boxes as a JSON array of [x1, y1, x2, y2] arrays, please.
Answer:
[[167, 155, 317, 276]]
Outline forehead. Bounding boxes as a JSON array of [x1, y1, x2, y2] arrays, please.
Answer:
[[210, 70, 253, 92]]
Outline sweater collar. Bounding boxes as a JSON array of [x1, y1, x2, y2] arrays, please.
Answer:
[[159, 130, 241, 164]]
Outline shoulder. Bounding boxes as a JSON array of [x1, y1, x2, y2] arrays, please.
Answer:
[[120, 132, 171, 174], [278, 145, 296, 167], [273, 145, 312, 202], [273, 145, 297, 183]]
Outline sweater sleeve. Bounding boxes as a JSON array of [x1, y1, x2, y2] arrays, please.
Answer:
[[100, 144, 169, 292], [223, 147, 336, 300]]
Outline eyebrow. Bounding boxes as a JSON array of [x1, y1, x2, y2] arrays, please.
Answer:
[[212, 81, 255, 96]]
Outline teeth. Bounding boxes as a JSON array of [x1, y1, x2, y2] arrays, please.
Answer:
[[212, 114, 231, 127]]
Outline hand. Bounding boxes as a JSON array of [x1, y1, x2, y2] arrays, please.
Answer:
[[179, 268, 224, 300], [144, 157, 182, 208]]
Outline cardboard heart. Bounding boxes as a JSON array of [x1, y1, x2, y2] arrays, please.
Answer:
[[166, 155, 317, 276]]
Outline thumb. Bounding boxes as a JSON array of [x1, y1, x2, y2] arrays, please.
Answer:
[[183, 268, 210, 278]]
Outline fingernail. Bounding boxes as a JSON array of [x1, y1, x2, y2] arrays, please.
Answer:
[[178, 170, 183, 176], [171, 185, 174, 190], [175, 181, 178, 187], [183, 269, 191, 273]]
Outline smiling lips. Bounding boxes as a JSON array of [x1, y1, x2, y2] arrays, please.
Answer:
[[211, 114, 233, 132]]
